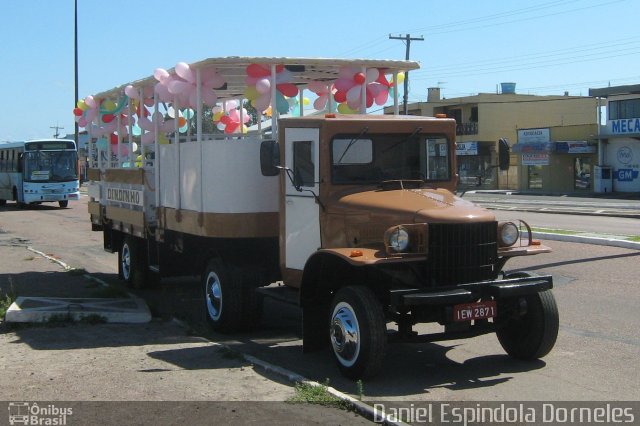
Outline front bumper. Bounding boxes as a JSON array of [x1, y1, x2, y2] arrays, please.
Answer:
[[390, 275, 553, 308]]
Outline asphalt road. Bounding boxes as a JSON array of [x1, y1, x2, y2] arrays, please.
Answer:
[[2, 195, 639, 406]]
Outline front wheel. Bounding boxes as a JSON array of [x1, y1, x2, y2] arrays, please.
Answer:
[[58, 200, 69, 208], [329, 286, 387, 380], [496, 289, 559, 360]]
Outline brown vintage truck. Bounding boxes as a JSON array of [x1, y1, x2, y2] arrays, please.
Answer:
[[83, 57, 558, 379]]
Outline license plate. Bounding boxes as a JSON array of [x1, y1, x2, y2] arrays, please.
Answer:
[[453, 300, 497, 322]]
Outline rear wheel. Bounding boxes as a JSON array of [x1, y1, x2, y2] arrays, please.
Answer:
[[58, 200, 69, 208], [497, 289, 559, 360], [118, 236, 146, 288], [329, 286, 387, 379], [203, 259, 262, 333]]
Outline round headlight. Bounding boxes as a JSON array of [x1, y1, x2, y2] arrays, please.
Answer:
[[389, 227, 410, 252], [499, 222, 519, 246]]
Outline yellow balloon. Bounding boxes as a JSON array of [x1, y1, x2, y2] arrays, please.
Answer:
[[213, 111, 224, 122], [396, 72, 405, 84], [77, 100, 88, 111], [244, 86, 259, 100], [303, 97, 310, 106], [158, 133, 170, 144], [103, 100, 117, 111], [338, 103, 357, 114], [242, 125, 248, 134], [264, 106, 272, 117]]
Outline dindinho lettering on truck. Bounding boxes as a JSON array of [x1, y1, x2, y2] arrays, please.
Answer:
[[81, 57, 558, 379]]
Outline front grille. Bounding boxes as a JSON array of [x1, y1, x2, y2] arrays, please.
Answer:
[[427, 222, 497, 285]]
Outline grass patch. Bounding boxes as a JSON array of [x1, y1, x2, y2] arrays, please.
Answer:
[[0, 292, 16, 319], [629, 236, 640, 242], [532, 227, 580, 235], [46, 313, 107, 326], [287, 380, 351, 410]]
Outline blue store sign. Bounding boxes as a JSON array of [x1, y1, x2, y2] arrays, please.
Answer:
[[616, 169, 639, 181]]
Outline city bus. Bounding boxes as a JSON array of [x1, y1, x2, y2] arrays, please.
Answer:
[[0, 139, 80, 208]]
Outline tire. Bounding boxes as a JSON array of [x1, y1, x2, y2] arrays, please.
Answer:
[[118, 236, 146, 288], [58, 200, 69, 208], [497, 289, 559, 360], [329, 286, 387, 380], [203, 259, 261, 333], [0, 199, 6, 206]]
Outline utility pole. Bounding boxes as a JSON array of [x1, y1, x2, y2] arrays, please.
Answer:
[[389, 34, 424, 114], [50, 124, 64, 139], [74, 0, 79, 147]]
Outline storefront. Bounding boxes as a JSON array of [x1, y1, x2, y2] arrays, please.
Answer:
[[513, 127, 597, 193], [456, 141, 497, 189]]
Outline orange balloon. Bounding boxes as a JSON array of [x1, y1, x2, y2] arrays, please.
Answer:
[[178, 117, 187, 127]]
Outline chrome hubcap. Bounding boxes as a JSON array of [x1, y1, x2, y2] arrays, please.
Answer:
[[206, 272, 222, 321], [121, 244, 131, 280], [330, 302, 360, 367]]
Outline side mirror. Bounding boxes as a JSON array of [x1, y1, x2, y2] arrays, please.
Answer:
[[498, 138, 510, 171], [260, 140, 280, 176]]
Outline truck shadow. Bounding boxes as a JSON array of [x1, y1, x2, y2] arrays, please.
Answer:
[[135, 278, 546, 398]]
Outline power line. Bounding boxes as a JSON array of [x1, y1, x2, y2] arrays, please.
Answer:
[[389, 34, 424, 114]]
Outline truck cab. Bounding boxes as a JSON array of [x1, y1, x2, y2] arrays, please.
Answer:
[[261, 114, 557, 379]]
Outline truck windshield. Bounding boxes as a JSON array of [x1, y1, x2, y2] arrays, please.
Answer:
[[331, 133, 451, 184], [24, 150, 78, 182]]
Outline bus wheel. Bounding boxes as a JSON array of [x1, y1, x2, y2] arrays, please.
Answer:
[[118, 236, 145, 288], [329, 286, 387, 379], [58, 200, 69, 208]]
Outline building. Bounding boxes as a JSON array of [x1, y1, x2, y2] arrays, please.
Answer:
[[512, 125, 598, 192], [390, 83, 598, 191], [589, 84, 640, 193]]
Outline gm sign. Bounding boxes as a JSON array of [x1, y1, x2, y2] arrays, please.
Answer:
[[616, 169, 639, 182]]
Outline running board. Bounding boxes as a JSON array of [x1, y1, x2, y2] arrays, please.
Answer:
[[256, 284, 299, 306]]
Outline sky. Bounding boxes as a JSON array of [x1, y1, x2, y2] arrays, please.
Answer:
[[1, 0, 638, 141]]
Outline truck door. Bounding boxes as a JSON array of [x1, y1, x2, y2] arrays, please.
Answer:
[[284, 127, 321, 270]]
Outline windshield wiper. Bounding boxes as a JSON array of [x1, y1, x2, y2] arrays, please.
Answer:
[[336, 127, 369, 164], [382, 127, 422, 154]]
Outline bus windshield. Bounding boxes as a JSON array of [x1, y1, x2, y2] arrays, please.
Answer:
[[331, 133, 451, 185], [24, 150, 78, 182]]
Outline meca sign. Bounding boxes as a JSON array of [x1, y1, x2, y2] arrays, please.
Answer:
[[610, 118, 640, 134], [106, 188, 144, 206]]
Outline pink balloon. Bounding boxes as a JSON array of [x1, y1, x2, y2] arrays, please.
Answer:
[[77, 117, 87, 127], [154, 68, 170, 83], [168, 80, 192, 95], [175, 62, 195, 83], [346, 85, 362, 109], [141, 132, 155, 145], [125, 85, 140, 100], [256, 78, 271, 94], [85, 95, 96, 109], [138, 116, 153, 132], [254, 93, 271, 112]]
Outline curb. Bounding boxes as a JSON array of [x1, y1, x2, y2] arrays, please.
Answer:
[[532, 232, 640, 250], [170, 318, 407, 426]]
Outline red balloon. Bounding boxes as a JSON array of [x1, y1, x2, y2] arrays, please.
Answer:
[[376, 72, 390, 87], [277, 83, 299, 98], [246, 63, 271, 78], [334, 91, 347, 103], [73, 107, 84, 117], [220, 115, 232, 125], [102, 114, 115, 124], [110, 133, 118, 144], [354, 72, 366, 85]]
